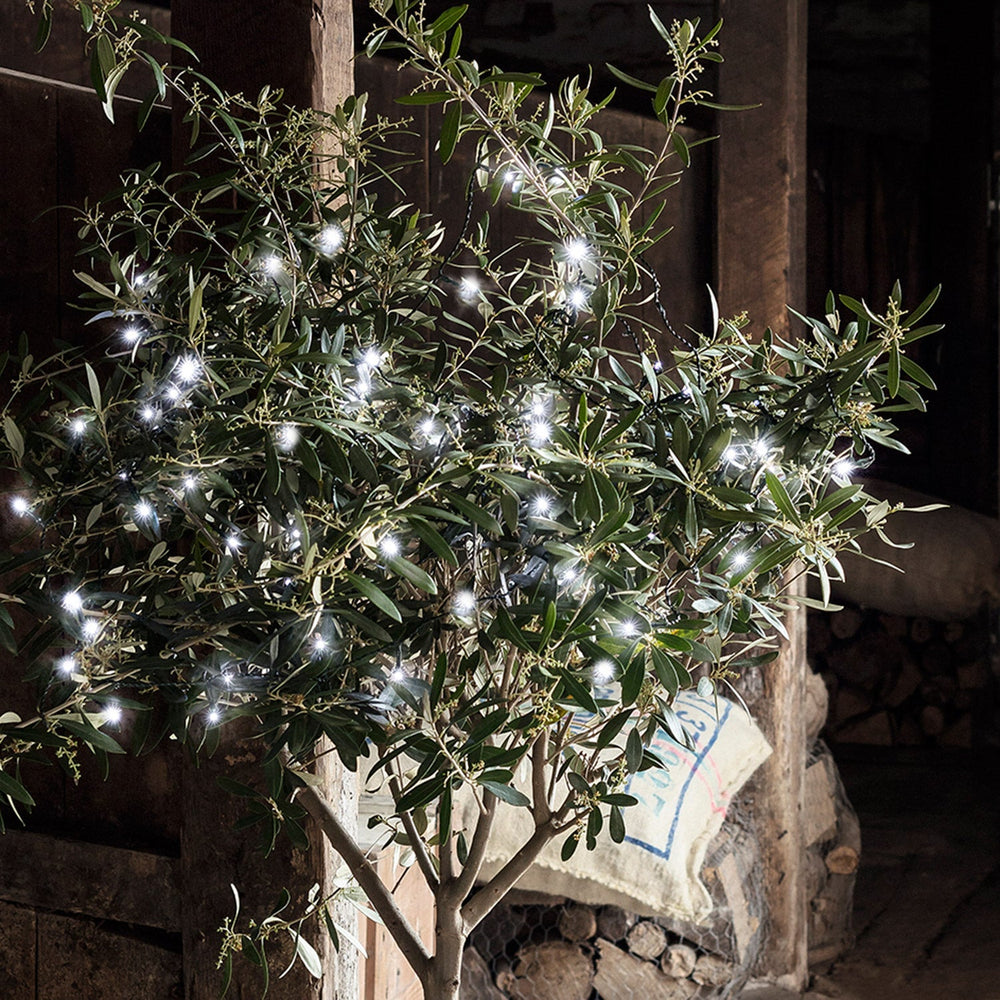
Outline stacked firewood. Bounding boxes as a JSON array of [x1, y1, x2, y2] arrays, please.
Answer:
[[462, 895, 738, 1000], [809, 604, 994, 748]]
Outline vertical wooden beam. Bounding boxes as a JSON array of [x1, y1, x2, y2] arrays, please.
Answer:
[[168, 3, 358, 998], [715, 0, 807, 339], [715, 0, 808, 990]]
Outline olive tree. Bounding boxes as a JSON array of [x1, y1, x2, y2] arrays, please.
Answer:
[[0, 3, 940, 997]]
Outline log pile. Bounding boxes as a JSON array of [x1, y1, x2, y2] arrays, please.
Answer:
[[463, 901, 736, 1000], [808, 603, 994, 748]]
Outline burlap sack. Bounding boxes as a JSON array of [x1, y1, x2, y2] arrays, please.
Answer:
[[831, 478, 1000, 620], [465, 691, 771, 923]]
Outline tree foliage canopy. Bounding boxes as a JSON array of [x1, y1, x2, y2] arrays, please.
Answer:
[[1, 1, 939, 993]]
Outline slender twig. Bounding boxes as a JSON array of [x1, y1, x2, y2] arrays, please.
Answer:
[[450, 790, 497, 904], [388, 772, 440, 891], [293, 783, 431, 980]]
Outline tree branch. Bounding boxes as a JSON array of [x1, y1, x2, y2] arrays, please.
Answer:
[[530, 731, 551, 826], [450, 789, 497, 904], [388, 773, 440, 892], [294, 783, 431, 980], [459, 818, 557, 932]]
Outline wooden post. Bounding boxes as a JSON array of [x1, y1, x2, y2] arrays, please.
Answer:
[[715, 0, 809, 990], [168, 3, 357, 997]]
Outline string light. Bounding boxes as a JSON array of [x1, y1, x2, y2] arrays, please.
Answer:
[[459, 276, 480, 302], [567, 287, 588, 310], [164, 384, 183, 403], [10, 496, 30, 516], [453, 590, 477, 616], [175, 355, 201, 384], [730, 550, 749, 570], [102, 704, 123, 726], [276, 424, 300, 452], [61, 591, 84, 614], [69, 417, 87, 437], [528, 419, 552, 445], [207, 706, 221, 725], [81, 618, 102, 642], [225, 532, 242, 552], [418, 417, 443, 445], [564, 238, 590, 263], [56, 655, 75, 677], [592, 659, 616, 684], [389, 666, 406, 683], [723, 447, 740, 465], [379, 535, 402, 559], [139, 405, 158, 424], [318, 224, 344, 256], [121, 324, 143, 344], [752, 439, 769, 460], [529, 494, 553, 517], [134, 500, 155, 522], [359, 346, 383, 370], [618, 618, 641, 639], [310, 635, 330, 658], [182, 474, 199, 493], [831, 458, 854, 481], [261, 254, 284, 278]]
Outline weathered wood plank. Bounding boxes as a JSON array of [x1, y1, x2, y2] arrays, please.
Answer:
[[0, 72, 60, 358], [0, 829, 181, 931], [37, 912, 182, 1000], [359, 848, 435, 1000], [0, 900, 36, 1000]]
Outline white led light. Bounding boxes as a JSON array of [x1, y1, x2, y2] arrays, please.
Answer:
[[567, 287, 588, 310], [175, 354, 201, 384], [221, 669, 234, 687], [379, 535, 402, 559], [619, 618, 640, 639], [564, 238, 589, 262], [225, 533, 242, 552], [752, 439, 769, 460], [454, 590, 477, 615], [182, 474, 198, 493], [61, 591, 84, 614], [207, 707, 221, 724], [459, 276, 480, 302], [10, 496, 30, 516], [56, 655, 75, 677], [528, 420, 552, 445], [70, 418, 87, 436], [134, 500, 155, 521], [311, 635, 330, 655], [530, 494, 553, 517], [592, 659, 616, 684], [730, 550, 749, 570], [164, 384, 182, 403], [359, 346, 383, 369], [318, 224, 344, 255], [723, 447, 740, 465], [276, 423, 300, 452], [261, 253, 284, 277], [122, 325, 143, 344], [831, 458, 854, 480], [102, 704, 123, 726], [139, 405, 157, 423], [81, 619, 101, 642], [389, 667, 406, 683]]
